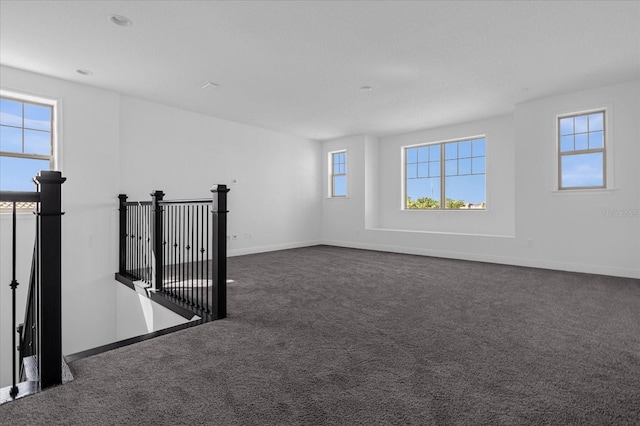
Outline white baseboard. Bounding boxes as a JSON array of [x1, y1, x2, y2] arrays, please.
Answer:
[[227, 240, 322, 258], [320, 239, 640, 279]]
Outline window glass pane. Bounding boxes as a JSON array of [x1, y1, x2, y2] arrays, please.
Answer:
[[458, 158, 471, 175], [559, 117, 573, 135], [574, 115, 588, 133], [417, 163, 428, 178], [24, 103, 51, 131], [429, 161, 440, 177], [458, 141, 471, 158], [407, 163, 418, 179], [589, 131, 603, 149], [0, 98, 22, 127], [445, 174, 485, 208], [588, 112, 603, 131], [472, 139, 485, 156], [560, 135, 574, 152], [445, 143, 457, 160], [406, 148, 417, 163], [429, 145, 440, 160], [575, 133, 588, 151], [406, 177, 440, 209], [417, 146, 429, 162], [24, 129, 51, 155], [0, 156, 49, 191], [333, 175, 347, 196], [561, 152, 604, 188], [333, 163, 340, 174], [472, 157, 485, 174], [445, 159, 457, 176], [0, 125, 22, 152]]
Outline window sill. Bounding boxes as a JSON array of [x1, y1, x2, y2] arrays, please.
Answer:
[[550, 188, 616, 196]]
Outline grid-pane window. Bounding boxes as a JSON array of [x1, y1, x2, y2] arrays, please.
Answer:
[[405, 137, 486, 210], [0, 96, 53, 192], [331, 151, 347, 197], [558, 111, 605, 189]]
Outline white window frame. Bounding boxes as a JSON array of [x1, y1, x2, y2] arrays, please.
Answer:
[[557, 108, 607, 191], [0, 89, 59, 211], [403, 136, 486, 210], [329, 150, 347, 198]]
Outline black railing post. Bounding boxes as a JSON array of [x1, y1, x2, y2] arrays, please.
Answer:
[[118, 194, 128, 275], [151, 191, 165, 292], [211, 184, 229, 319], [35, 170, 66, 390]]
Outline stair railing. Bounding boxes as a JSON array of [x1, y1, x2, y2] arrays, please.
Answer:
[[1, 170, 66, 399]]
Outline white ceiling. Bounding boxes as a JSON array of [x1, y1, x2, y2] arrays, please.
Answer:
[[1, 1, 639, 140]]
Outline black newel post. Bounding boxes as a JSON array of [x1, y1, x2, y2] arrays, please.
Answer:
[[151, 190, 164, 292], [211, 185, 229, 319], [118, 194, 128, 275], [35, 170, 66, 390]]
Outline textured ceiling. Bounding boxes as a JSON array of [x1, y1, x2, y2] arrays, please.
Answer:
[[1, 1, 639, 140]]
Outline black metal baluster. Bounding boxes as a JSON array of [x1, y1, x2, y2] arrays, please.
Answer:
[[196, 204, 203, 308], [9, 202, 19, 397], [173, 204, 178, 298], [179, 205, 183, 301], [190, 204, 194, 306], [206, 204, 210, 313]]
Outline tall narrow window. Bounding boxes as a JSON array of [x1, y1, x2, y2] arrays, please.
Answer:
[[0, 96, 54, 192], [558, 110, 605, 189], [405, 137, 486, 210], [330, 150, 347, 197]]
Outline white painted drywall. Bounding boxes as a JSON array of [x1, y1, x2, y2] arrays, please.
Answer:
[[0, 66, 121, 386], [321, 80, 639, 278], [118, 96, 322, 257], [115, 284, 193, 341]]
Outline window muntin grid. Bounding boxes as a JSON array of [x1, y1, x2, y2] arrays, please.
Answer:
[[558, 110, 605, 189], [405, 137, 486, 210]]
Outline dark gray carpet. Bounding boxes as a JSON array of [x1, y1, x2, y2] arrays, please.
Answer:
[[2, 245, 640, 425]]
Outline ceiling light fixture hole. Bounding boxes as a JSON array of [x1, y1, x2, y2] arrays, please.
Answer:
[[108, 14, 132, 27]]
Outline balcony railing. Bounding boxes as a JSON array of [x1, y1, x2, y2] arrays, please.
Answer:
[[116, 185, 229, 320]]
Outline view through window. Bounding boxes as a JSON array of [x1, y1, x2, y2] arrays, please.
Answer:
[[0, 95, 54, 192], [405, 137, 486, 209]]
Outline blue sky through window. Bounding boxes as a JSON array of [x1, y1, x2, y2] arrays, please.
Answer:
[[0, 97, 53, 191], [559, 111, 605, 188], [406, 138, 486, 208], [332, 151, 347, 197]]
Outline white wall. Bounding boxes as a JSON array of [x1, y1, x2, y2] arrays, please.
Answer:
[[115, 285, 193, 341], [1, 67, 322, 386], [0, 66, 121, 386], [321, 80, 640, 278], [513, 80, 639, 277], [118, 96, 322, 257]]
